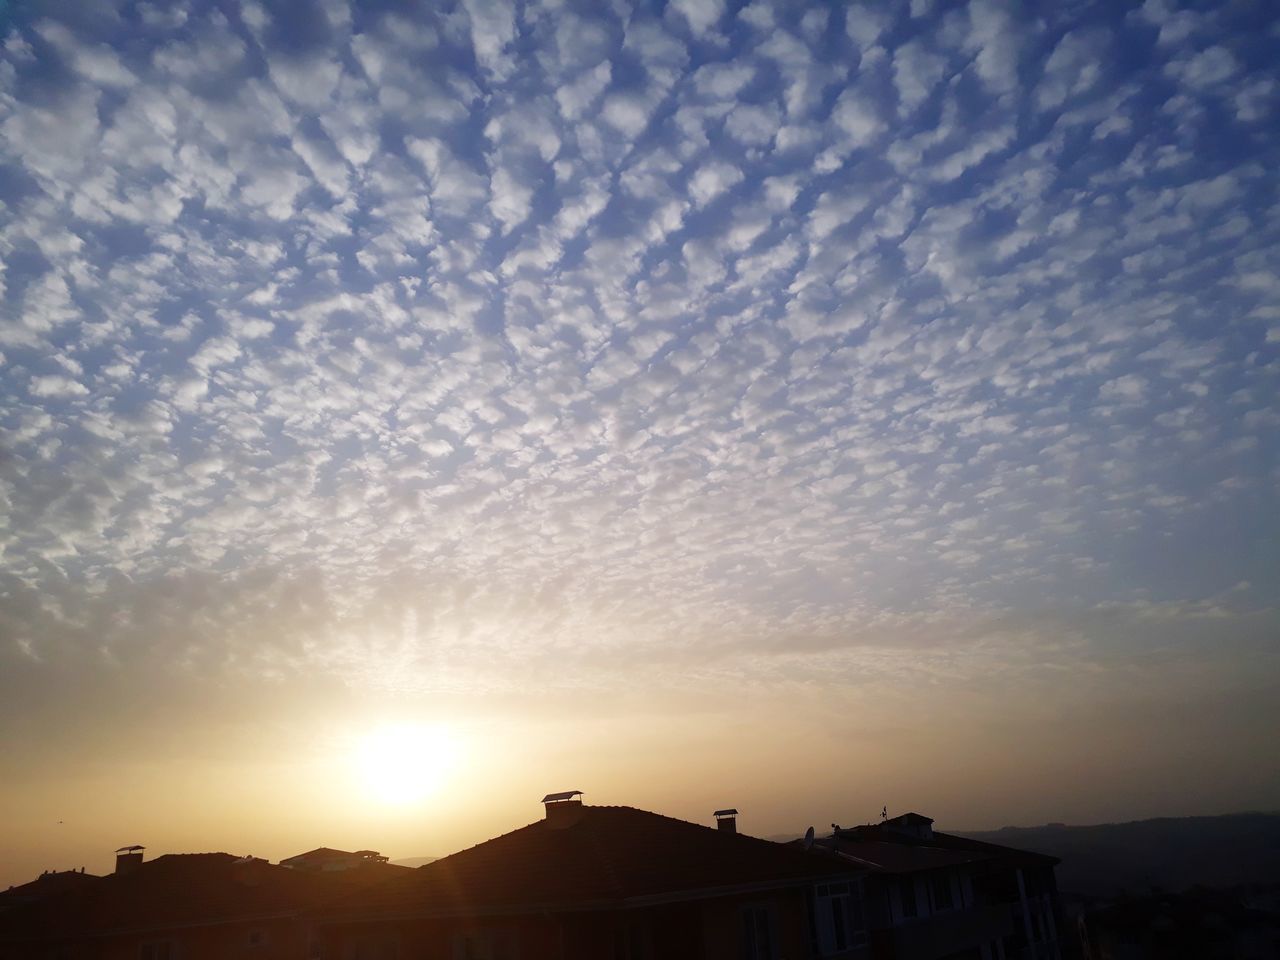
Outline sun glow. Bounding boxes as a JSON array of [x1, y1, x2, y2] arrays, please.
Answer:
[[352, 724, 459, 806]]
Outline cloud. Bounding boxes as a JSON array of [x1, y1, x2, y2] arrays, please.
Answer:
[[601, 92, 655, 137], [724, 103, 781, 145], [1036, 30, 1104, 110], [489, 167, 534, 234], [35, 20, 137, 88], [692, 62, 755, 99], [268, 53, 342, 109], [28, 374, 90, 398], [0, 0, 1274, 770], [892, 40, 947, 114], [463, 0, 517, 79], [1165, 45, 1240, 90], [845, 4, 891, 51], [406, 138, 488, 218], [964, 0, 1021, 94], [1099, 374, 1148, 402], [556, 61, 612, 120], [688, 160, 744, 207], [1133, 0, 1210, 49], [670, 0, 726, 38], [830, 86, 885, 147], [1234, 78, 1276, 123]]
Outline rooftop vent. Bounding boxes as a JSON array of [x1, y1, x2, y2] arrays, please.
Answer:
[[714, 808, 739, 834], [114, 845, 144, 876], [542, 790, 584, 829]]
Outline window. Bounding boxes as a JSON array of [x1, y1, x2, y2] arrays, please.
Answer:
[[930, 873, 954, 911], [815, 881, 867, 954], [900, 877, 918, 919], [741, 905, 775, 960]]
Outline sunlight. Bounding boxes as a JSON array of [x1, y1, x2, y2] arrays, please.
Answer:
[[352, 724, 459, 806]]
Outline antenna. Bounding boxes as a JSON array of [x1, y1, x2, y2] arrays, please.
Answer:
[[802, 826, 815, 850]]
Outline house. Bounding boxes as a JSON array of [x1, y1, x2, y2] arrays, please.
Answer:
[[0, 802, 1067, 960], [0, 868, 101, 913], [808, 813, 1065, 960], [313, 791, 869, 959], [0, 845, 404, 960], [279, 849, 392, 873]]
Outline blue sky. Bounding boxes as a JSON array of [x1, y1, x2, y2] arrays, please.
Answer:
[[0, 0, 1278, 868]]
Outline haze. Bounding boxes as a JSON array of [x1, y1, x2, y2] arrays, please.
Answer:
[[1, 0, 1278, 888]]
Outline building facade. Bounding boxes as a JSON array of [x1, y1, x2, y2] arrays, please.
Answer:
[[811, 813, 1064, 960]]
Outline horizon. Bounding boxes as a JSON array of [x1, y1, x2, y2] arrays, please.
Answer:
[[12, 803, 1280, 888], [7, 797, 1279, 889], [2, 0, 1278, 894]]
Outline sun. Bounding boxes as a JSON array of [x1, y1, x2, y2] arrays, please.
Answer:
[[352, 724, 458, 806]]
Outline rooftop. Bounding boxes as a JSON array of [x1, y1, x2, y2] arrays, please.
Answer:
[[327, 803, 860, 919], [812, 822, 1060, 875], [0, 869, 101, 908], [0, 851, 406, 940]]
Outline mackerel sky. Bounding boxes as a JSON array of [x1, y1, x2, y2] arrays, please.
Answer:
[[1, 0, 1279, 870]]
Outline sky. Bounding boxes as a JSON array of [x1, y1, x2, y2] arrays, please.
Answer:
[[1, 0, 1278, 886]]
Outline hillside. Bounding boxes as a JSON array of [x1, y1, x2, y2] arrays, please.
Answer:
[[961, 812, 1280, 897]]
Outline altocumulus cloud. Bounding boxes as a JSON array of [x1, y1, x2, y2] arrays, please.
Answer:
[[0, 0, 1278, 715]]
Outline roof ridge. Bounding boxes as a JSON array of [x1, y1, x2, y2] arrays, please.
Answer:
[[150, 852, 238, 860], [318, 802, 858, 919], [417, 818, 546, 871]]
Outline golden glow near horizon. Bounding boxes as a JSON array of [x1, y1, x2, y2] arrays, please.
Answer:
[[351, 724, 460, 807]]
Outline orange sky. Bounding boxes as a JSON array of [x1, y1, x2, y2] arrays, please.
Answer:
[[5, 651, 1278, 888]]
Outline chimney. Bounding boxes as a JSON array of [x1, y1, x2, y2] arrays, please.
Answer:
[[114, 845, 144, 875], [542, 790, 585, 829], [714, 809, 738, 834]]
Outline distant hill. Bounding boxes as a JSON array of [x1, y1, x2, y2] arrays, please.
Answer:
[[960, 812, 1280, 897], [389, 856, 438, 869]]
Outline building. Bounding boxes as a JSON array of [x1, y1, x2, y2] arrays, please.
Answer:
[[314, 791, 869, 959], [0, 800, 1067, 960], [0, 845, 403, 960], [808, 813, 1065, 960], [0, 868, 101, 913], [279, 849, 392, 873]]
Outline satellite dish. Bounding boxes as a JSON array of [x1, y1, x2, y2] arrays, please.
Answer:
[[802, 826, 815, 850]]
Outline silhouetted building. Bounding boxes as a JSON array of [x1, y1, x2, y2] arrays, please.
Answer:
[[314, 792, 868, 959], [279, 848, 391, 873], [0, 848, 405, 960], [0, 869, 100, 913], [0, 802, 1068, 960], [809, 813, 1064, 960]]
